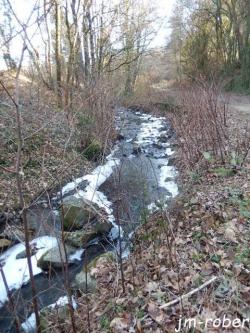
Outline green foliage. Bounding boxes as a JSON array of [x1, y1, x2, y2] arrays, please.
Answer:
[[156, 218, 166, 228], [212, 167, 235, 177], [191, 231, 206, 241], [235, 247, 250, 266], [225, 74, 250, 94], [136, 308, 145, 319], [210, 253, 221, 264], [24, 133, 46, 152], [188, 171, 201, 183], [140, 208, 149, 225], [192, 252, 203, 262], [24, 159, 41, 169], [0, 155, 10, 166], [100, 314, 110, 330], [203, 151, 215, 163], [77, 113, 95, 130], [228, 189, 250, 219], [83, 139, 102, 161]]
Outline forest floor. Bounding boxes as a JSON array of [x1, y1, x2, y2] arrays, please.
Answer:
[[49, 86, 250, 333]]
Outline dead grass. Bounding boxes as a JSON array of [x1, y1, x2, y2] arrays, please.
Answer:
[[0, 70, 116, 210]]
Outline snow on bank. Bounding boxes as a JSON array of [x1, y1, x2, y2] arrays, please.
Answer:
[[0, 237, 82, 308], [61, 150, 119, 196], [61, 149, 121, 240], [21, 295, 77, 333]]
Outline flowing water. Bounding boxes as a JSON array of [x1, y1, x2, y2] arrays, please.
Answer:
[[0, 108, 178, 332]]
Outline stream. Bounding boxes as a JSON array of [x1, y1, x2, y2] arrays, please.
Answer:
[[0, 107, 178, 332]]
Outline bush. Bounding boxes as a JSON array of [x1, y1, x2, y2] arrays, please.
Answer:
[[83, 139, 102, 161], [170, 80, 228, 170]]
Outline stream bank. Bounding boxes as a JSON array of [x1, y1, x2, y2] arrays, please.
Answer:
[[0, 107, 178, 332]]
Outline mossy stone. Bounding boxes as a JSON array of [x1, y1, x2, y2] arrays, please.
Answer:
[[60, 196, 99, 231], [64, 218, 112, 248]]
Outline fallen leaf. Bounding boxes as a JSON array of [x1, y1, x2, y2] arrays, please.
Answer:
[[148, 302, 164, 324], [110, 317, 129, 331]]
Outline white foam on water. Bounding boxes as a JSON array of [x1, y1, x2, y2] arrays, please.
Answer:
[[134, 113, 178, 202]]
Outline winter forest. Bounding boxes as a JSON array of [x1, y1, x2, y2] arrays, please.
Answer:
[[0, 0, 249, 332]]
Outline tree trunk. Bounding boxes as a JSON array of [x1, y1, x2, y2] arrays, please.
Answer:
[[55, 0, 62, 106]]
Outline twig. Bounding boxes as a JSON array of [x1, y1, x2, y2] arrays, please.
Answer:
[[159, 276, 218, 310], [141, 276, 218, 324]]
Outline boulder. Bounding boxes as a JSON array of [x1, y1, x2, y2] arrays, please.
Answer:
[[26, 207, 60, 236], [64, 218, 112, 248], [37, 243, 77, 270], [0, 224, 25, 243], [87, 251, 115, 272], [60, 196, 102, 231]]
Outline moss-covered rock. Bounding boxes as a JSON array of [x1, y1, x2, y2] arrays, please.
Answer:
[[87, 251, 115, 271], [60, 196, 99, 231], [64, 218, 112, 248]]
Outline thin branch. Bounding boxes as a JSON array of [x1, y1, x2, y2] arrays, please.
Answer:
[[160, 276, 218, 310]]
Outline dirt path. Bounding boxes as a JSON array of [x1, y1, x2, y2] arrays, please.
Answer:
[[228, 93, 250, 121]]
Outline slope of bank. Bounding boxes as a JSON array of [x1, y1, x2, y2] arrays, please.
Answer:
[[44, 85, 250, 333]]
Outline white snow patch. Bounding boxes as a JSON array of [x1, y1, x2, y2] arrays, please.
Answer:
[[48, 295, 77, 310], [0, 236, 58, 307], [61, 150, 119, 196], [126, 138, 133, 143], [69, 249, 84, 261], [21, 313, 36, 333], [148, 202, 158, 212], [61, 149, 121, 240]]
